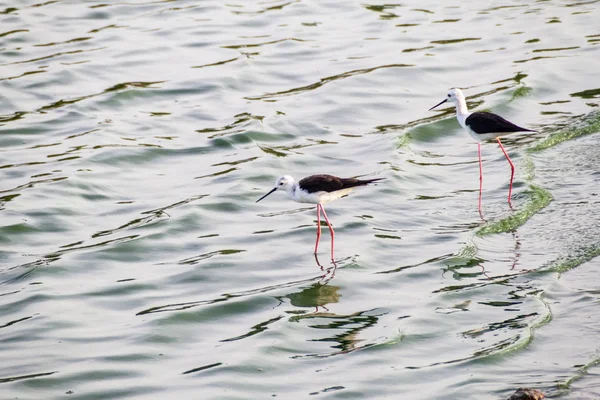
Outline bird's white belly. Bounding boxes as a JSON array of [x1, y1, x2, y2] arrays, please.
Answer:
[[466, 127, 516, 142], [294, 188, 354, 204]]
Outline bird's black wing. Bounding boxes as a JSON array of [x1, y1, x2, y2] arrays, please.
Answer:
[[299, 175, 345, 193], [299, 175, 384, 193], [466, 112, 533, 134]]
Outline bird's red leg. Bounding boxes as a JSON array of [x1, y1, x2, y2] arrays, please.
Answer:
[[478, 142, 483, 214], [497, 137, 514, 207], [320, 205, 335, 259], [314, 204, 322, 254]]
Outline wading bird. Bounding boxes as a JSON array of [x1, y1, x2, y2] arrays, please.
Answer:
[[429, 88, 534, 212], [256, 174, 384, 258]]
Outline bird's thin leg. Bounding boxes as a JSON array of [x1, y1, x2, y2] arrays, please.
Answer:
[[314, 253, 324, 271], [315, 254, 337, 285], [314, 204, 322, 254], [497, 137, 515, 207], [320, 205, 335, 259], [478, 142, 483, 215]]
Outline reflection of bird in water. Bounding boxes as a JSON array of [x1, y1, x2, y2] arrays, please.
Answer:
[[510, 230, 522, 271], [441, 255, 490, 281], [256, 174, 384, 258], [287, 306, 384, 357], [314, 254, 337, 285], [429, 87, 534, 214], [286, 280, 341, 313], [507, 388, 545, 400], [278, 256, 388, 358], [442, 224, 524, 283]]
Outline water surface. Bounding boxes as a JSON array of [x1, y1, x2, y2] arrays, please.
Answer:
[[1, 0, 600, 399]]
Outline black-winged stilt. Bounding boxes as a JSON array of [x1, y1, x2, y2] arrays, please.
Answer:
[[256, 174, 384, 258], [429, 88, 534, 212]]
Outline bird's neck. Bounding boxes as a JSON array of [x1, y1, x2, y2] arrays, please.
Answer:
[[455, 99, 470, 128], [286, 183, 298, 200]]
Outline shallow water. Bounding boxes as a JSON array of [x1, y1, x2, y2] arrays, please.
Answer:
[[1, 1, 599, 399]]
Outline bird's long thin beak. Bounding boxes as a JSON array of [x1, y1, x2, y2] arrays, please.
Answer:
[[256, 187, 277, 203], [429, 98, 447, 111]]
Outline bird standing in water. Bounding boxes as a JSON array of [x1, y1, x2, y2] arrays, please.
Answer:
[[430, 88, 534, 213], [256, 174, 384, 258]]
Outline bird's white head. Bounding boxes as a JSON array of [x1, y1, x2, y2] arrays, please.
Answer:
[[256, 175, 296, 203], [274, 175, 295, 192], [446, 88, 465, 105], [429, 87, 466, 111]]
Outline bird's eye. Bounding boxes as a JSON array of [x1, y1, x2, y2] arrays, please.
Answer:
[[447, 94, 451, 97]]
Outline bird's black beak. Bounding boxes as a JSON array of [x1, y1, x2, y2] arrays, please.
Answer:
[[256, 187, 277, 203], [429, 98, 447, 111]]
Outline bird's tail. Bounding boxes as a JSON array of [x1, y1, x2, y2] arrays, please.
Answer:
[[353, 177, 385, 187], [339, 177, 385, 189], [361, 177, 385, 184]]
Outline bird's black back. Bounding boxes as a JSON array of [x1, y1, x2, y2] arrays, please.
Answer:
[[466, 111, 533, 134], [299, 174, 384, 194]]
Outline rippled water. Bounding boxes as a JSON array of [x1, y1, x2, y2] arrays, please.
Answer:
[[1, 1, 599, 399]]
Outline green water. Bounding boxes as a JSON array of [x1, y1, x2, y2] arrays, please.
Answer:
[[1, 1, 600, 399], [476, 185, 553, 236], [529, 109, 600, 152]]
